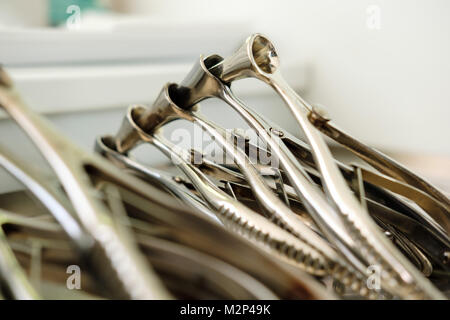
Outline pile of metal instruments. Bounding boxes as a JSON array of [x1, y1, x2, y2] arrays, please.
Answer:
[[0, 34, 448, 300]]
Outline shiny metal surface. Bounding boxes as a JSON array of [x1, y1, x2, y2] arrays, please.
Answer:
[[171, 54, 373, 290], [0, 66, 328, 300], [207, 34, 445, 299], [0, 30, 448, 300], [0, 209, 41, 299], [0, 71, 172, 300], [308, 108, 450, 213], [114, 105, 335, 279], [95, 135, 221, 225], [193, 151, 450, 274]]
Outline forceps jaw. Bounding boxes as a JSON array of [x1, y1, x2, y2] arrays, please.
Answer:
[[115, 84, 195, 153], [209, 34, 280, 85], [172, 54, 225, 108], [169, 53, 274, 136]]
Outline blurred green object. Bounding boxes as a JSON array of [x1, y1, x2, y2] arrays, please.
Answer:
[[49, 0, 105, 26]]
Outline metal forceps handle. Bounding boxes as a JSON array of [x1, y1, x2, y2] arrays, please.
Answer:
[[0, 213, 40, 300], [209, 34, 445, 299], [116, 105, 332, 276], [310, 114, 450, 220], [95, 135, 221, 225], [0, 69, 171, 300]]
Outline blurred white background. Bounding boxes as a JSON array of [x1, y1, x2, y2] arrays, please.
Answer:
[[0, 0, 449, 193]]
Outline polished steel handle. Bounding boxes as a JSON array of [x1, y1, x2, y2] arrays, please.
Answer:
[[0, 71, 172, 300]]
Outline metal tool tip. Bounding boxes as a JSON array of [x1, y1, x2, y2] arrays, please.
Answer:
[[251, 34, 280, 74]]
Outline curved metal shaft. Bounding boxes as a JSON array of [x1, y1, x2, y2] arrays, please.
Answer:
[[0, 72, 172, 300], [207, 34, 444, 299], [116, 105, 333, 278], [309, 112, 450, 211], [95, 136, 221, 225], [0, 215, 40, 300]]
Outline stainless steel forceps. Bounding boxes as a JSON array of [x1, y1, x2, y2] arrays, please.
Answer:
[[205, 34, 445, 299], [0, 67, 172, 299]]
